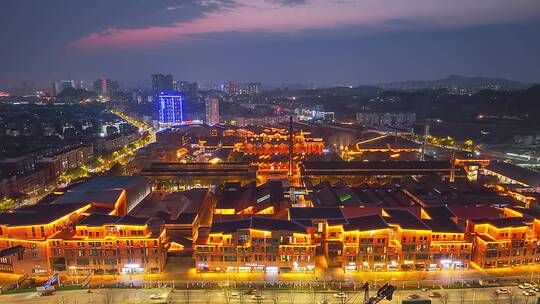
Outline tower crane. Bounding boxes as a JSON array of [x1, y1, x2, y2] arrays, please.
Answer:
[[363, 282, 396, 304]]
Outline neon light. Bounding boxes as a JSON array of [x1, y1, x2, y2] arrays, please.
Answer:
[[157, 92, 184, 124]]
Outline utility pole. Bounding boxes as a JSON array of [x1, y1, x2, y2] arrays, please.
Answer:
[[421, 124, 429, 161], [450, 152, 456, 183]]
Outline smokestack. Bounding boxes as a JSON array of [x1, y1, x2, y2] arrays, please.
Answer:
[[288, 116, 294, 177]]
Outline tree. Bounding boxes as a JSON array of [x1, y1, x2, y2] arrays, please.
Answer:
[[439, 293, 450, 304], [0, 197, 18, 211]]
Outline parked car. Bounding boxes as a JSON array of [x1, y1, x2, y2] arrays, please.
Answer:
[[149, 294, 164, 300], [519, 283, 533, 289], [333, 292, 347, 298], [251, 294, 265, 301], [429, 292, 441, 298], [495, 288, 509, 295]]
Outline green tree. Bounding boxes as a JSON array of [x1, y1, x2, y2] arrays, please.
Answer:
[[0, 197, 18, 211]]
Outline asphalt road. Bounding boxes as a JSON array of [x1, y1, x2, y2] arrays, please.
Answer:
[[0, 286, 538, 304]]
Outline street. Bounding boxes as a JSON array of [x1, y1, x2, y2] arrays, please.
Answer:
[[0, 286, 538, 304]]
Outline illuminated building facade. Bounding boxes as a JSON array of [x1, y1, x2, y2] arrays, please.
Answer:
[[92, 78, 119, 96], [289, 206, 472, 272], [194, 217, 316, 273], [0, 203, 93, 274], [469, 207, 540, 268], [53, 213, 165, 275], [157, 92, 184, 124], [205, 97, 220, 126], [356, 111, 416, 127]]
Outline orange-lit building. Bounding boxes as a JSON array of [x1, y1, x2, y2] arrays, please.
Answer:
[[213, 181, 287, 217], [0, 203, 92, 274], [0, 205, 165, 275], [469, 206, 540, 268], [289, 206, 472, 272], [51, 213, 165, 275], [194, 217, 316, 273], [333, 215, 397, 272], [343, 134, 421, 161]]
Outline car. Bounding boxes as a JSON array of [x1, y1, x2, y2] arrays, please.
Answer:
[[40, 290, 55, 296], [429, 292, 441, 298], [495, 288, 510, 295], [333, 292, 348, 298], [230, 292, 241, 299], [519, 283, 533, 289], [523, 290, 537, 296], [251, 294, 265, 301], [408, 294, 420, 299], [245, 289, 258, 295], [534, 287, 540, 292], [149, 294, 164, 300], [420, 288, 429, 292]]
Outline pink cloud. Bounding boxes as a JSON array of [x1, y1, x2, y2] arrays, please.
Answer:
[[71, 0, 540, 50]]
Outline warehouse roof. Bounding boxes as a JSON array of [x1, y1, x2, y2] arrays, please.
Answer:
[[0, 203, 89, 226], [485, 161, 540, 187]]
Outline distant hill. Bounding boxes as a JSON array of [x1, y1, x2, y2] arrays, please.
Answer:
[[379, 75, 529, 91]]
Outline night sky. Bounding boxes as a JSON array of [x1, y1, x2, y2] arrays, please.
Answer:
[[1, 0, 540, 89]]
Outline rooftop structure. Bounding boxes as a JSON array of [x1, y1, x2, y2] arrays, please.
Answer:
[[54, 176, 151, 214], [483, 161, 540, 188]]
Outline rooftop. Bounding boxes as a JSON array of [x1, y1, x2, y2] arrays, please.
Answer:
[[302, 161, 459, 176], [289, 207, 345, 220], [383, 209, 431, 230], [356, 134, 421, 150], [210, 217, 307, 234], [0, 203, 88, 226], [344, 215, 389, 231], [69, 175, 149, 192], [485, 161, 540, 187]]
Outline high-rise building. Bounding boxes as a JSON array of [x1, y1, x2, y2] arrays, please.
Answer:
[[93, 78, 120, 96], [177, 81, 192, 93], [190, 82, 199, 102], [247, 82, 261, 94], [52, 80, 75, 96], [151, 74, 174, 94], [205, 97, 219, 126], [157, 92, 184, 124], [228, 80, 238, 95]]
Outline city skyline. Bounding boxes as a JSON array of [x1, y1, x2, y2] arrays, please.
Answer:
[[1, 0, 540, 89]]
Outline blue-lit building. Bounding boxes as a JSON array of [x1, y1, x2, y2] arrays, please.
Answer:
[[157, 92, 184, 124]]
